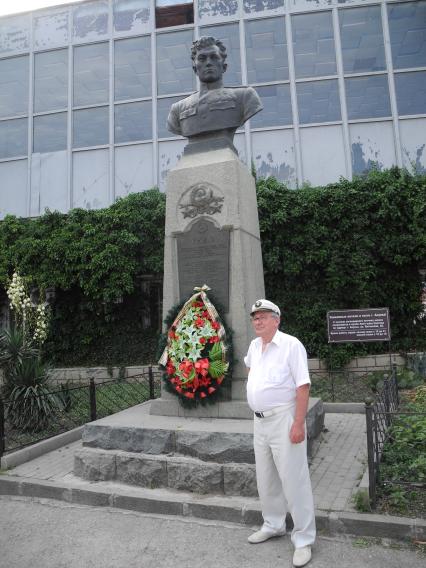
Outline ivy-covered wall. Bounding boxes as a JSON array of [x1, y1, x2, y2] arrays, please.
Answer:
[[0, 168, 425, 367]]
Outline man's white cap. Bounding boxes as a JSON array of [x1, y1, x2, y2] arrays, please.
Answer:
[[250, 299, 281, 317]]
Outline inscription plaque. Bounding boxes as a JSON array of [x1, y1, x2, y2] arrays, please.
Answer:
[[176, 219, 230, 312], [327, 308, 391, 343]]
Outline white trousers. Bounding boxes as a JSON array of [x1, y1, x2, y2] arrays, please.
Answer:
[[253, 403, 316, 548]]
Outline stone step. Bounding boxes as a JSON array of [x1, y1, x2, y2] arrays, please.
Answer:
[[74, 447, 257, 497], [81, 398, 325, 463]]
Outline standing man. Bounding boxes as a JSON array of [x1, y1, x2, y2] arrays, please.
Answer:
[[244, 299, 316, 568]]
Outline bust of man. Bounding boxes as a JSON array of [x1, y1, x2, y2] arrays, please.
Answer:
[[167, 36, 262, 154]]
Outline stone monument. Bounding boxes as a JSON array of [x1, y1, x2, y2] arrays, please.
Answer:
[[73, 38, 325, 494], [149, 36, 265, 418]]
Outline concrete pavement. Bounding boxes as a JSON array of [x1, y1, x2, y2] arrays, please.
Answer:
[[1, 411, 425, 544], [0, 495, 424, 568]]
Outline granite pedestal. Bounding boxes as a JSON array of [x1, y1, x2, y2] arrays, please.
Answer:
[[74, 399, 325, 497]]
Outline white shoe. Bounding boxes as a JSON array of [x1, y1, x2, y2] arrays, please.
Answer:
[[293, 545, 312, 567], [247, 528, 286, 544]]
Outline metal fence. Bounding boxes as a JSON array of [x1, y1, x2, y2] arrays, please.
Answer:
[[365, 367, 426, 509], [0, 368, 161, 459], [310, 368, 390, 402]]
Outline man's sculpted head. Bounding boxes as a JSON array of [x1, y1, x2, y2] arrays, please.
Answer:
[[191, 37, 228, 83]]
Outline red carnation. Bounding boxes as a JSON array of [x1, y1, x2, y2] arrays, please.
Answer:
[[199, 337, 206, 344], [195, 317, 204, 328], [208, 386, 216, 394], [209, 336, 220, 344], [200, 392, 207, 398], [184, 391, 195, 399]]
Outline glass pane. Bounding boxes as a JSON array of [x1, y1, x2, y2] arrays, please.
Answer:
[[156, 30, 195, 95], [395, 71, 426, 115], [0, 55, 29, 118], [246, 17, 288, 83], [74, 42, 109, 107], [157, 96, 181, 138], [115, 36, 151, 100], [345, 75, 391, 120], [201, 23, 241, 85], [244, 0, 284, 15], [339, 6, 386, 74], [73, 106, 109, 148], [297, 79, 340, 124], [73, 0, 109, 41], [388, 1, 426, 70], [113, 0, 150, 34], [33, 112, 67, 153], [292, 11, 336, 79], [250, 84, 292, 128], [0, 118, 27, 159], [34, 49, 68, 113], [198, 0, 237, 19], [115, 101, 152, 143]]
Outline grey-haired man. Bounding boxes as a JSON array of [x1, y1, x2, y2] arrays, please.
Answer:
[[244, 299, 315, 568]]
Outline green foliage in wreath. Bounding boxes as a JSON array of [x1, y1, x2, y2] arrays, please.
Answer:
[[157, 292, 233, 408]]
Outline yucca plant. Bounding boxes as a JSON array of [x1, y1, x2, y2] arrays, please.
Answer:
[[1, 328, 63, 432]]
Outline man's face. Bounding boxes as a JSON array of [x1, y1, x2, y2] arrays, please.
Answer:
[[193, 45, 226, 83], [251, 311, 280, 340]]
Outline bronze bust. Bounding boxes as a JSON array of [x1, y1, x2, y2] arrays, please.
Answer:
[[167, 36, 262, 154]]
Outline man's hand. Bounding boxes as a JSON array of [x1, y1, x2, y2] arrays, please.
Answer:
[[289, 421, 305, 444]]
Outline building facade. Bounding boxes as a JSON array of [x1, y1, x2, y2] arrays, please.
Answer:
[[0, 0, 425, 219]]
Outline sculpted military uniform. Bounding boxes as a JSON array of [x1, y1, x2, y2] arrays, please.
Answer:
[[167, 86, 262, 138]]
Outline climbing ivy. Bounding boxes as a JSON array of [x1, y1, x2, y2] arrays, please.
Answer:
[[0, 169, 425, 367]]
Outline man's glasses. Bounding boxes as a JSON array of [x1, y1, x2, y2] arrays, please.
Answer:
[[251, 313, 274, 322]]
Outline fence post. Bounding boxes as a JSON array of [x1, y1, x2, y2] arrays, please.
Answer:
[[0, 398, 5, 460], [149, 366, 155, 400], [383, 374, 391, 428], [89, 378, 97, 422], [392, 363, 399, 407], [365, 397, 376, 509]]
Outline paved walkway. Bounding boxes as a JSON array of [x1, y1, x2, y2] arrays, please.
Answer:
[[1, 495, 424, 568], [5, 413, 367, 513]]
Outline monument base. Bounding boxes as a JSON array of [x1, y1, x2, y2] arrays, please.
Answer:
[[74, 399, 325, 497], [160, 147, 265, 419]]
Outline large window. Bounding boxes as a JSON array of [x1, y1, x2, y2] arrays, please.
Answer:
[[388, 1, 426, 70], [34, 49, 68, 113], [33, 113, 67, 153], [0, 55, 29, 119], [73, 42, 109, 107], [73, 107, 109, 148], [0, 118, 27, 159], [250, 84, 292, 129], [115, 101, 152, 143], [246, 17, 288, 84], [345, 75, 391, 120], [339, 6, 386, 74], [115, 36, 151, 100], [156, 29, 195, 95], [292, 11, 336, 79], [395, 71, 426, 116], [297, 79, 341, 124]]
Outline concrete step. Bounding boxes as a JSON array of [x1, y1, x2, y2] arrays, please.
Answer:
[[1, 474, 424, 543], [74, 447, 257, 496]]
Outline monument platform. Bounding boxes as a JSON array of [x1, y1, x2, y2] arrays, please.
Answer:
[[74, 399, 324, 496]]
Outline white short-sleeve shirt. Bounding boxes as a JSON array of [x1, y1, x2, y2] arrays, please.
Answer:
[[244, 330, 311, 412]]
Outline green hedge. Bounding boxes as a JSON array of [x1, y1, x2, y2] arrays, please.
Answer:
[[0, 168, 425, 367]]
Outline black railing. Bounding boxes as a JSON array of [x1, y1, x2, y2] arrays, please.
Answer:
[[0, 367, 161, 459], [310, 367, 392, 403], [364, 367, 425, 509]]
